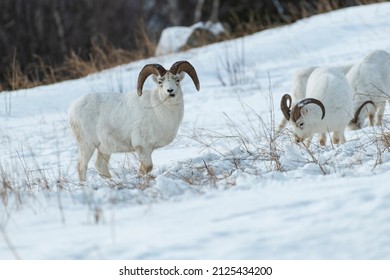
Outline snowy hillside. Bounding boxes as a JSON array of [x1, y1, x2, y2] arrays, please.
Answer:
[[1, 3, 390, 259]]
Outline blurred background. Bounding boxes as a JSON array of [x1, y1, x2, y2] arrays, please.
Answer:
[[0, 0, 385, 91]]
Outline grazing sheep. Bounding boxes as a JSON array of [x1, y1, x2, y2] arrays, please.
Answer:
[[347, 50, 390, 130], [69, 61, 200, 181], [280, 66, 353, 146], [277, 64, 353, 133]]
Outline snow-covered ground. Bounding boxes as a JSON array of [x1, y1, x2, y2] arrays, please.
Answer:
[[1, 3, 390, 259]]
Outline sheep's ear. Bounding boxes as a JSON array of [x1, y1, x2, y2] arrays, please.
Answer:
[[152, 74, 158, 83], [179, 72, 185, 80], [301, 107, 310, 116]]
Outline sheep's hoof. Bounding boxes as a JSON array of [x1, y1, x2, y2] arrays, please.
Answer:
[[139, 164, 153, 175], [99, 172, 112, 179], [144, 173, 156, 180]]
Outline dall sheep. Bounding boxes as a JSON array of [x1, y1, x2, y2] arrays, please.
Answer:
[[69, 61, 200, 181], [347, 50, 390, 130], [277, 64, 353, 133], [280, 66, 353, 146]]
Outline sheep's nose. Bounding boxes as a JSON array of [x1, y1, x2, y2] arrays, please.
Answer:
[[167, 89, 175, 97]]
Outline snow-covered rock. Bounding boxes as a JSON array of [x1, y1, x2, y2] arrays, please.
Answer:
[[155, 21, 228, 56]]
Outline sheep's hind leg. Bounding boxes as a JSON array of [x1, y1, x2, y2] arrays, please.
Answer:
[[95, 151, 112, 178], [77, 144, 95, 181]]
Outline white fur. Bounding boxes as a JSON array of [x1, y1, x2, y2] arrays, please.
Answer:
[[69, 71, 186, 181], [293, 64, 353, 101], [278, 64, 353, 133], [291, 66, 318, 101], [347, 50, 390, 129], [292, 66, 353, 145]]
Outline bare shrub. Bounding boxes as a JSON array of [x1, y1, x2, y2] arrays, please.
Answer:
[[216, 40, 248, 86], [1, 0, 386, 91], [177, 84, 284, 187], [382, 132, 390, 151]]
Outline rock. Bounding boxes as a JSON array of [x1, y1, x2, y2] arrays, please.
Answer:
[[155, 21, 228, 56]]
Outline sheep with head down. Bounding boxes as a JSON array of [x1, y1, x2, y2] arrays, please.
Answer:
[[277, 64, 353, 133], [280, 66, 353, 146], [69, 61, 200, 181]]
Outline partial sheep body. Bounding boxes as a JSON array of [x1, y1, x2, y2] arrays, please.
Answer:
[[69, 61, 200, 181], [347, 50, 390, 129], [280, 66, 353, 145], [291, 66, 319, 101], [292, 64, 353, 101]]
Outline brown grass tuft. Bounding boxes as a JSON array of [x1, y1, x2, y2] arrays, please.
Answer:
[[1, 0, 386, 92], [1, 29, 155, 91], [381, 129, 390, 151]]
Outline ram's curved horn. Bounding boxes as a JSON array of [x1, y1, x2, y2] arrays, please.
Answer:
[[137, 64, 167, 96], [350, 100, 375, 124], [170, 61, 200, 91], [291, 98, 326, 122], [280, 94, 292, 121]]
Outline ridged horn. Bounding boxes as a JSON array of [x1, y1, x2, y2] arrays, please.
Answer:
[[137, 64, 167, 96], [170, 61, 200, 91], [351, 100, 375, 124], [291, 98, 326, 122], [280, 94, 292, 121]]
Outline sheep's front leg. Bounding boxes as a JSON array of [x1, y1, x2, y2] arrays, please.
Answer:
[[77, 144, 95, 181], [376, 102, 386, 126], [318, 133, 327, 146], [276, 118, 288, 135], [295, 135, 312, 147], [368, 112, 375, 126], [332, 131, 346, 145], [135, 146, 153, 174], [95, 151, 112, 178], [304, 135, 313, 147]]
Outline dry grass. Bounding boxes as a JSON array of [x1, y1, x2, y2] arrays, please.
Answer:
[[380, 126, 390, 151], [383, 132, 390, 149], [1, 0, 385, 92], [2, 30, 155, 91]]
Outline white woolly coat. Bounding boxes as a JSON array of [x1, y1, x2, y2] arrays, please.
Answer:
[[293, 67, 353, 139], [69, 88, 184, 155]]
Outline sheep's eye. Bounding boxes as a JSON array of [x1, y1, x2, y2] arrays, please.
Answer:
[[298, 122, 304, 129], [158, 80, 163, 85], [176, 79, 180, 84]]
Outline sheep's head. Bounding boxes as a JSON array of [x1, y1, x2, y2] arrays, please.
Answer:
[[348, 100, 375, 130], [280, 94, 326, 142], [137, 61, 200, 98]]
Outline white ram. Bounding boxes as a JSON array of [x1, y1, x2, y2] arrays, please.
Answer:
[[277, 64, 353, 133], [69, 61, 200, 181], [347, 50, 390, 130], [280, 66, 353, 145]]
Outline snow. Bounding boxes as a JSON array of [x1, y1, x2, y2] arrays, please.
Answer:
[[1, 3, 390, 259]]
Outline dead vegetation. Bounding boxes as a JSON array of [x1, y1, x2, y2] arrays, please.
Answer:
[[0, 0, 386, 92]]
